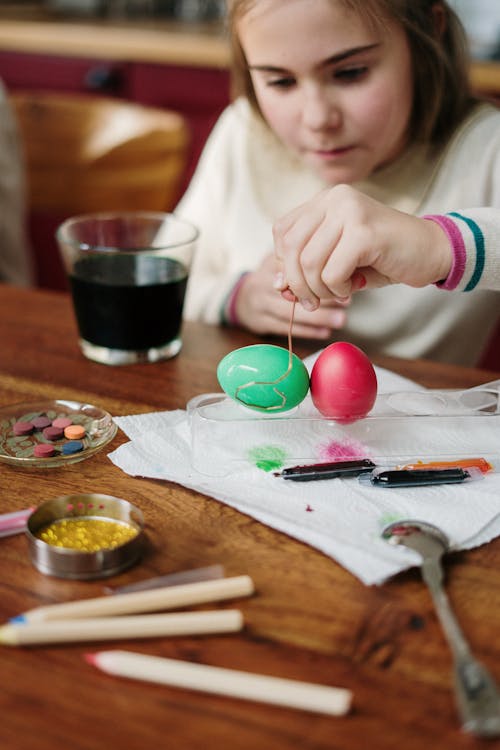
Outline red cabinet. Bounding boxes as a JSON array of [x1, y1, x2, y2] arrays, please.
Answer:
[[0, 50, 128, 93], [0, 49, 230, 186], [0, 49, 230, 288]]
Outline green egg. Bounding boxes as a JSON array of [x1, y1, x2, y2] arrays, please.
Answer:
[[217, 344, 310, 413]]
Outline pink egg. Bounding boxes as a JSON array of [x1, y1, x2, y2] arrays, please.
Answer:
[[310, 342, 377, 422]]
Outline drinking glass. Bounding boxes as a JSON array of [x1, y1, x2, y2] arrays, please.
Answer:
[[57, 211, 198, 365]]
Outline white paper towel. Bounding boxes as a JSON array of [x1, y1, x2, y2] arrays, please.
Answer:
[[108, 363, 500, 585]]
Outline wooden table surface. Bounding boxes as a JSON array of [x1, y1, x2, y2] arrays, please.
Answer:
[[1, 283, 500, 750]]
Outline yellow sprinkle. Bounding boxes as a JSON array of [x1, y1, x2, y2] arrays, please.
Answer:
[[35, 518, 138, 552]]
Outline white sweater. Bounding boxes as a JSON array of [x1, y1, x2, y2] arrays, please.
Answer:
[[178, 98, 500, 366]]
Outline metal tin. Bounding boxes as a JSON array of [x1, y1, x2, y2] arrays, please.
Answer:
[[26, 494, 145, 580]]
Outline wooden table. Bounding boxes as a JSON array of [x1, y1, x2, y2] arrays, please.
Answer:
[[1, 283, 499, 750]]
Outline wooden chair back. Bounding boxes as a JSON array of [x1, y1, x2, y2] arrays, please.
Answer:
[[10, 91, 189, 289]]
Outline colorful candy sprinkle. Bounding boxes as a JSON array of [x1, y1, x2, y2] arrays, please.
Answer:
[[13, 421, 34, 436], [52, 417, 73, 429], [10, 412, 89, 458], [64, 424, 86, 440], [43, 425, 64, 441], [33, 443, 56, 458], [31, 416, 52, 429], [61, 440, 84, 455]]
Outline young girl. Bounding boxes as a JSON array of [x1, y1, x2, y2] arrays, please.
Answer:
[[178, 0, 500, 366]]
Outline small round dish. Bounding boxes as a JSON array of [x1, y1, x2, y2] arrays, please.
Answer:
[[0, 400, 117, 467], [26, 494, 145, 579]]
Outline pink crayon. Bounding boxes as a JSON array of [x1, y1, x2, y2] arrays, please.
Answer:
[[0, 507, 35, 539]]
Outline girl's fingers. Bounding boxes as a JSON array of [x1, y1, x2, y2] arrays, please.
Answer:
[[288, 323, 335, 340], [292, 217, 344, 300], [292, 303, 348, 330], [273, 187, 407, 304], [266, 293, 348, 335], [279, 287, 296, 302], [273, 204, 331, 308], [272, 195, 328, 259]]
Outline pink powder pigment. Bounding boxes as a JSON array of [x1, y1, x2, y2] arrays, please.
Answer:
[[317, 437, 372, 462]]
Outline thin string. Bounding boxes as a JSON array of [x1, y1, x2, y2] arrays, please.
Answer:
[[234, 298, 297, 411], [286, 296, 296, 361]]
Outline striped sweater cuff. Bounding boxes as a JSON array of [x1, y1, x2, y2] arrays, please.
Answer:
[[424, 213, 485, 291], [220, 272, 249, 327]]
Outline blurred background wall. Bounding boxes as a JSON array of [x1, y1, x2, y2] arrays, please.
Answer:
[[449, 0, 500, 60]]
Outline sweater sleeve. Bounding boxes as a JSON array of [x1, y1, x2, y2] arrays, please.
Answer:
[[175, 104, 250, 324], [425, 208, 500, 292]]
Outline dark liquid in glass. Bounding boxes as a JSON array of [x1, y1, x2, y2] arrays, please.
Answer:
[[70, 254, 187, 350]]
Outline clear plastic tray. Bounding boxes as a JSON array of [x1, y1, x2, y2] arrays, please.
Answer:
[[187, 380, 500, 476]]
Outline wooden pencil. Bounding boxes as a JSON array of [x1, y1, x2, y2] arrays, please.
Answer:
[[12, 575, 254, 623], [85, 650, 353, 717], [0, 609, 243, 646]]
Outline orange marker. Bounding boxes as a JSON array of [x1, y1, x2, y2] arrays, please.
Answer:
[[402, 458, 493, 474]]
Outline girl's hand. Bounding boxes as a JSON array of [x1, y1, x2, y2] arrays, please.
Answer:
[[273, 184, 453, 310], [232, 254, 349, 340]]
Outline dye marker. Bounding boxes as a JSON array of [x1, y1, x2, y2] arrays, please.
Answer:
[[275, 459, 376, 481], [401, 457, 493, 474], [360, 467, 483, 488]]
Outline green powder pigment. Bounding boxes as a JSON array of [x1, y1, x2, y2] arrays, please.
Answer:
[[248, 445, 287, 472]]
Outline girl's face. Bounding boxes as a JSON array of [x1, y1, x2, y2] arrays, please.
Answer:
[[237, 0, 414, 184]]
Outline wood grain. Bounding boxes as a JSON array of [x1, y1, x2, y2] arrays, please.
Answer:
[[0, 17, 230, 68], [0, 283, 499, 750]]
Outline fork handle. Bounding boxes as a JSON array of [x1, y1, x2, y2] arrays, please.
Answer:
[[454, 656, 500, 737], [423, 564, 500, 736]]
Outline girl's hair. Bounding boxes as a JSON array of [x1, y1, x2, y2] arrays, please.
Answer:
[[226, 0, 475, 145]]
